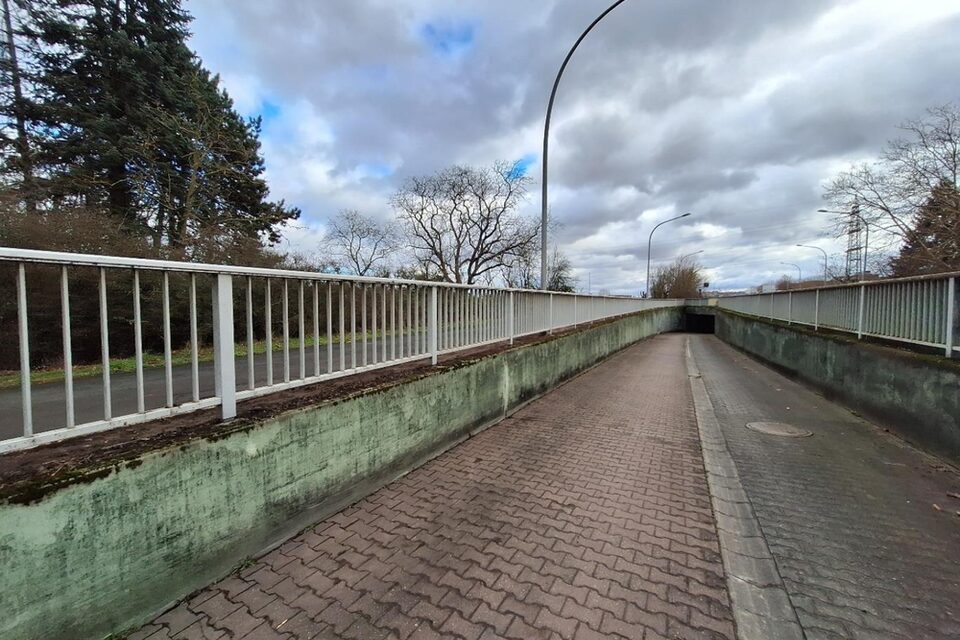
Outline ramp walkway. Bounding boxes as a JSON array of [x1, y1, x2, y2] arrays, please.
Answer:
[[132, 334, 960, 640]]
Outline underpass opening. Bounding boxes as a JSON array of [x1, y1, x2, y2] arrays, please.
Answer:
[[683, 307, 716, 333]]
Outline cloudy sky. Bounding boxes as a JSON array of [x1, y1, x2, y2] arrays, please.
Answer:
[[187, 0, 960, 293]]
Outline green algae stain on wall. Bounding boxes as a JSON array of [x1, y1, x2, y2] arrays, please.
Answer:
[[716, 310, 960, 465]]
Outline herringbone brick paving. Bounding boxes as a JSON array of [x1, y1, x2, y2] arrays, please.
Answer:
[[132, 334, 735, 640]]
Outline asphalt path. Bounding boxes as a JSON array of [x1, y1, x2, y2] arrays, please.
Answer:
[[0, 334, 425, 440], [689, 334, 960, 638]]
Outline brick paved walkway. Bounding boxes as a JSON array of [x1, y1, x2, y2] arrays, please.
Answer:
[[690, 335, 960, 640], [133, 334, 735, 640]]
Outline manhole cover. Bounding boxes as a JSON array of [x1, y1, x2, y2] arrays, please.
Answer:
[[745, 422, 813, 438]]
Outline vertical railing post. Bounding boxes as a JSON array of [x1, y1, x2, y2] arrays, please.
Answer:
[[61, 266, 74, 429], [99, 267, 111, 420], [265, 279, 273, 386], [190, 274, 200, 402], [326, 284, 334, 373], [16, 264, 32, 437], [133, 269, 145, 414], [282, 279, 290, 382], [548, 292, 554, 334], [429, 286, 438, 365], [213, 274, 237, 420], [299, 281, 306, 378], [162, 272, 173, 408], [508, 291, 515, 345], [814, 289, 820, 331], [313, 283, 321, 375], [246, 277, 255, 389], [946, 276, 956, 358], [573, 295, 578, 326], [341, 284, 348, 368], [787, 292, 793, 325], [857, 284, 865, 339], [351, 283, 357, 368]]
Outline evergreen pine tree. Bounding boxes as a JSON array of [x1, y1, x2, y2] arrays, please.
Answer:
[[8, 0, 298, 253], [889, 180, 960, 276]]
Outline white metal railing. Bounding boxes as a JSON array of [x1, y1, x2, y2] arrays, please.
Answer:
[[717, 272, 959, 356], [0, 247, 683, 452]]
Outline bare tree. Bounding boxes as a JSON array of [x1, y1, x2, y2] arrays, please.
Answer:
[[774, 275, 800, 291], [497, 216, 577, 291], [323, 209, 397, 276], [650, 256, 703, 298], [545, 248, 577, 292], [391, 162, 539, 284], [824, 104, 960, 272], [499, 244, 537, 289], [502, 245, 577, 291]]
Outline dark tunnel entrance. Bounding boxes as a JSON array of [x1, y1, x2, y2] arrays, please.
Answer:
[[683, 309, 716, 333]]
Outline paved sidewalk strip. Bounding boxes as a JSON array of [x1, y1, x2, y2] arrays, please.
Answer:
[[691, 335, 960, 640], [133, 334, 736, 640], [685, 338, 803, 640]]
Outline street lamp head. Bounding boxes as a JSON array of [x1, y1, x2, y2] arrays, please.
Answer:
[[817, 209, 830, 213], [646, 212, 694, 298]]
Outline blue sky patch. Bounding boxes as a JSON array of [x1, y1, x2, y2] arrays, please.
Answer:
[[260, 100, 282, 123], [357, 162, 395, 179], [507, 154, 537, 179], [419, 21, 476, 57]]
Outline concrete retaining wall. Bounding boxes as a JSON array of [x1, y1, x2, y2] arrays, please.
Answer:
[[716, 310, 960, 464], [0, 306, 681, 640]]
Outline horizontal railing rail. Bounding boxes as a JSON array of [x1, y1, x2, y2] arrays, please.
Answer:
[[716, 272, 959, 357], [0, 247, 683, 453]]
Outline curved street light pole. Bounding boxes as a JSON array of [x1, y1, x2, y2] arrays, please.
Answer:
[[819, 208, 869, 281], [646, 212, 691, 297], [679, 249, 704, 263], [781, 262, 802, 282], [541, 0, 632, 290], [796, 244, 828, 282]]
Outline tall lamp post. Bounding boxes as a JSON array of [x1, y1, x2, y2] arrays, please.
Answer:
[[679, 249, 704, 263], [819, 208, 869, 281], [541, 0, 632, 289], [796, 244, 828, 283], [781, 262, 802, 282], [646, 212, 692, 297]]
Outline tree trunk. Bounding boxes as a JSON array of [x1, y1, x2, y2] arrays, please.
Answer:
[[2, 0, 35, 212]]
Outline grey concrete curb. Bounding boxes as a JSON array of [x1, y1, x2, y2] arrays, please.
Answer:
[[685, 338, 805, 640]]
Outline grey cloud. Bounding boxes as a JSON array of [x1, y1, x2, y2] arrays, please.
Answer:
[[187, 0, 960, 291]]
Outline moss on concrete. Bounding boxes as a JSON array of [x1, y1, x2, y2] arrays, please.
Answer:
[[718, 309, 960, 373]]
